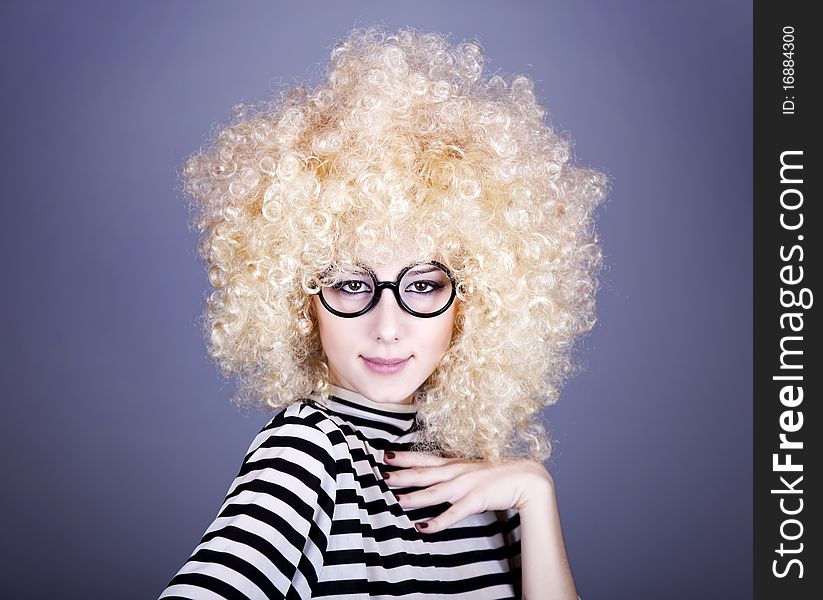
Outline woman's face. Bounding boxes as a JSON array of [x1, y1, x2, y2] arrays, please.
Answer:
[[312, 258, 457, 404]]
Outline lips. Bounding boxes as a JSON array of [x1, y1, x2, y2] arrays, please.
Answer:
[[362, 356, 409, 365], [361, 355, 410, 375]]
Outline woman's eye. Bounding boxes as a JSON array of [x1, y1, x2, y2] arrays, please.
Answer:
[[406, 280, 441, 294], [340, 280, 370, 294]]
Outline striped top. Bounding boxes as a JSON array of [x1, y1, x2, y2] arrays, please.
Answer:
[[160, 384, 522, 599]]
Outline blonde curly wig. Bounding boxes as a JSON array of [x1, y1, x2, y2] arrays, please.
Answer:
[[181, 25, 607, 462]]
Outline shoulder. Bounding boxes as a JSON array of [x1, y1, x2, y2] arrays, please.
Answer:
[[242, 399, 344, 471]]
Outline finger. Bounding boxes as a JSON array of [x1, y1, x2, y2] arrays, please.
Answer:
[[414, 493, 482, 534], [382, 461, 478, 488], [395, 475, 471, 508], [383, 450, 452, 467]]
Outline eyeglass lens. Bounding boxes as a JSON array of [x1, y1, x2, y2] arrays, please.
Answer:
[[320, 264, 453, 316]]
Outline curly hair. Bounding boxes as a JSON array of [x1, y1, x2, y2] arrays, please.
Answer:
[[181, 24, 607, 462]]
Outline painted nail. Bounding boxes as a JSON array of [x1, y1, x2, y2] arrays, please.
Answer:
[[382, 471, 391, 479], [385, 451, 395, 459], [416, 522, 428, 529]]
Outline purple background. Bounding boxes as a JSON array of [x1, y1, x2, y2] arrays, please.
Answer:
[[1, 1, 752, 598]]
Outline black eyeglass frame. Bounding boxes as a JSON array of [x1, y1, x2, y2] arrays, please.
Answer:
[[316, 260, 458, 319]]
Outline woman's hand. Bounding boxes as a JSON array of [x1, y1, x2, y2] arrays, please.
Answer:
[[382, 450, 555, 533], [384, 450, 579, 599]]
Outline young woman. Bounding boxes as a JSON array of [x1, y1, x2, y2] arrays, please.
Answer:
[[160, 25, 606, 600]]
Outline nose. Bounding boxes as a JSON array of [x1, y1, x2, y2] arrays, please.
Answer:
[[370, 287, 404, 341]]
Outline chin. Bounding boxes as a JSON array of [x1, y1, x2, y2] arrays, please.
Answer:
[[365, 382, 416, 404]]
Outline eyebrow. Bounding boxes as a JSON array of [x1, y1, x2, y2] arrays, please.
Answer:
[[406, 265, 439, 276], [350, 262, 440, 278]]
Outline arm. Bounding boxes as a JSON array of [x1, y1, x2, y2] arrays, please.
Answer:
[[518, 475, 578, 600], [159, 412, 338, 600]]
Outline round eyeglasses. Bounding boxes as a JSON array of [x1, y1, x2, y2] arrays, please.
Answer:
[[316, 261, 457, 318]]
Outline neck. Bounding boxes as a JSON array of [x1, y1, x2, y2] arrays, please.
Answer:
[[325, 383, 418, 412]]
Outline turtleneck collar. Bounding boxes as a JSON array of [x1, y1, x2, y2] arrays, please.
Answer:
[[307, 384, 419, 442]]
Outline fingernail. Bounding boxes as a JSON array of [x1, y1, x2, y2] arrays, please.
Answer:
[[416, 522, 428, 529], [385, 451, 395, 459], [382, 471, 391, 479]]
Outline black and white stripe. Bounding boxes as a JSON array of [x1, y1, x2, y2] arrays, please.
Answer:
[[160, 385, 522, 599]]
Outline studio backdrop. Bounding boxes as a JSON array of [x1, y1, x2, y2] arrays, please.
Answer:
[[1, 2, 751, 598]]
